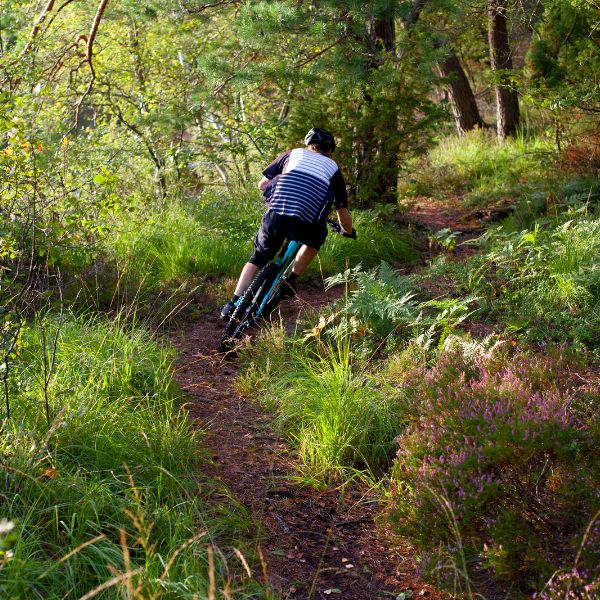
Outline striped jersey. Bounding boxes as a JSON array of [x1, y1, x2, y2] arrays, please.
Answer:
[[262, 148, 347, 223]]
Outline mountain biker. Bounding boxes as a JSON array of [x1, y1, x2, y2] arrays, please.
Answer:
[[220, 127, 353, 321]]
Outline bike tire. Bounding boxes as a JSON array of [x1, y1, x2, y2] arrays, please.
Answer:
[[219, 263, 280, 351]]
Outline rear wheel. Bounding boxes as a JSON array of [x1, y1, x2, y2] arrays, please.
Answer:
[[219, 263, 280, 351]]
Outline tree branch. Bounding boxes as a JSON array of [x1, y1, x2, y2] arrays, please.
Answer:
[[73, 0, 111, 127], [19, 0, 57, 58], [293, 35, 348, 69], [178, 0, 237, 14]]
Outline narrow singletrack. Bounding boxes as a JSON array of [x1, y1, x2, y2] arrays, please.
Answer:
[[171, 287, 442, 599]]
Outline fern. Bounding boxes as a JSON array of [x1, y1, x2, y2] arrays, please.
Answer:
[[326, 262, 480, 343]]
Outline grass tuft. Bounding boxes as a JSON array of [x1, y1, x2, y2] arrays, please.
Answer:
[[238, 327, 403, 483], [2, 313, 264, 598], [401, 128, 556, 207]]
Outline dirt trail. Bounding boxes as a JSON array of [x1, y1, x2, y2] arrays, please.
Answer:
[[169, 198, 484, 598], [171, 287, 443, 600], [403, 196, 485, 257]]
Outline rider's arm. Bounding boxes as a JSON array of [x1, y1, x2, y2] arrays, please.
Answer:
[[336, 207, 353, 235], [260, 151, 292, 192], [330, 170, 353, 235], [258, 176, 270, 192]]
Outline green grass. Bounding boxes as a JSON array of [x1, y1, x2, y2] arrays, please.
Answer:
[[502, 174, 600, 231], [316, 208, 417, 274], [401, 128, 557, 207], [1, 313, 264, 598], [97, 190, 417, 320], [106, 190, 264, 289], [237, 327, 404, 483]]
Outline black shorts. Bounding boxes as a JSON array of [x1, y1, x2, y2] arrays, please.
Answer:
[[249, 210, 328, 268]]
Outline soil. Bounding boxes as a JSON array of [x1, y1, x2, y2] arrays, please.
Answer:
[[402, 196, 486, 259], [171, 287, 443, 599]]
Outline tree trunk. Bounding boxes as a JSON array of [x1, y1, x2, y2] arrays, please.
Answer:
[[355, 10, 398, 205], [403, 0, 486, 135], [488, 0, 520, 142], [435, 49, 485, 135]]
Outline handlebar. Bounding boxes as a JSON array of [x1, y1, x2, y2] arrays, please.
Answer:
[[326, 219, 357, 240]]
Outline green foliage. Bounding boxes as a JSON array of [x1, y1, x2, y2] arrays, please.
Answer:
[[401, 129, 557, 206], [525, 0, 600, 114], [316, 209, 417, 274], [325, 261, 478, 346], [106, 191, 263, 291], [236, 0, 442, 205], [237, 328, 403, 482], [418, 185, 600, 351], [469, 203, 600, 347], [2, 1, 599, 597], [1, 313, 262, 597]]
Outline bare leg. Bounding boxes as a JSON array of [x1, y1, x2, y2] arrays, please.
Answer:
[[292, 245, 318, 276], [234, 245, 316, 298], [234, 262, 259, 296]]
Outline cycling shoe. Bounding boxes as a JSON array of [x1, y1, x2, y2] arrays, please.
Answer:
[[219, 300, 236, 322], [278, 277, 297, 301]]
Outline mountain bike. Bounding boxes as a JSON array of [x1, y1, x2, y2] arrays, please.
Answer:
[[219, 219, 356, 351]]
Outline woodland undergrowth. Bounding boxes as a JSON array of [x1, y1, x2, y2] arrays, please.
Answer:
[[237, 134, 600, 598]]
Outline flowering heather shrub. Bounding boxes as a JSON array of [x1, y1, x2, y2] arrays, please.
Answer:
[[537, 515, 600, 599], [536, 568, 600, 599], [390, 348, 600, 591]]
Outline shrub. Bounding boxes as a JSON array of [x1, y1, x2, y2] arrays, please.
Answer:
[[502, 176, 600, 232], [561, 129, 600, 176], [390, 347, 600, 592], [473, 210, 600, 347], [325, 261, 478, 346], [536, 565, 600, 599]]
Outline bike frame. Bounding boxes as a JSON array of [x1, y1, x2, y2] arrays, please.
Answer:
[[220, 220, 354, 351], [255, 239, 301, 317]]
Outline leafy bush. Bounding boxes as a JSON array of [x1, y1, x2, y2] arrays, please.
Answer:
[[390, 347, 600, 591], [561, 129, 600, 175], [536, 563, 600, 599], [417, 196, 600, 349], [502, 175, 600, 232], [325, 261, 478, 345], [473, 209, 600, 347]]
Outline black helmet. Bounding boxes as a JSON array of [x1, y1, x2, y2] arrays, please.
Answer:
[[304, 127, 336, 151]]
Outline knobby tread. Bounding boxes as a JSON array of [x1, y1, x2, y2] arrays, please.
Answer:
[[219, 263, 280, 351]]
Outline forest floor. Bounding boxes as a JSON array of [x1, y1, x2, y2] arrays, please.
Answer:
[[171, 197, 482, 599]]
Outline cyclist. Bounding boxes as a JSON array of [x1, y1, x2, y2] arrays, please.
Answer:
[[220, 127, 353, 322]]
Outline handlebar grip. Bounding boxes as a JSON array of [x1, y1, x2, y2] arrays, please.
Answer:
[[326, 219, 357, 240]]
